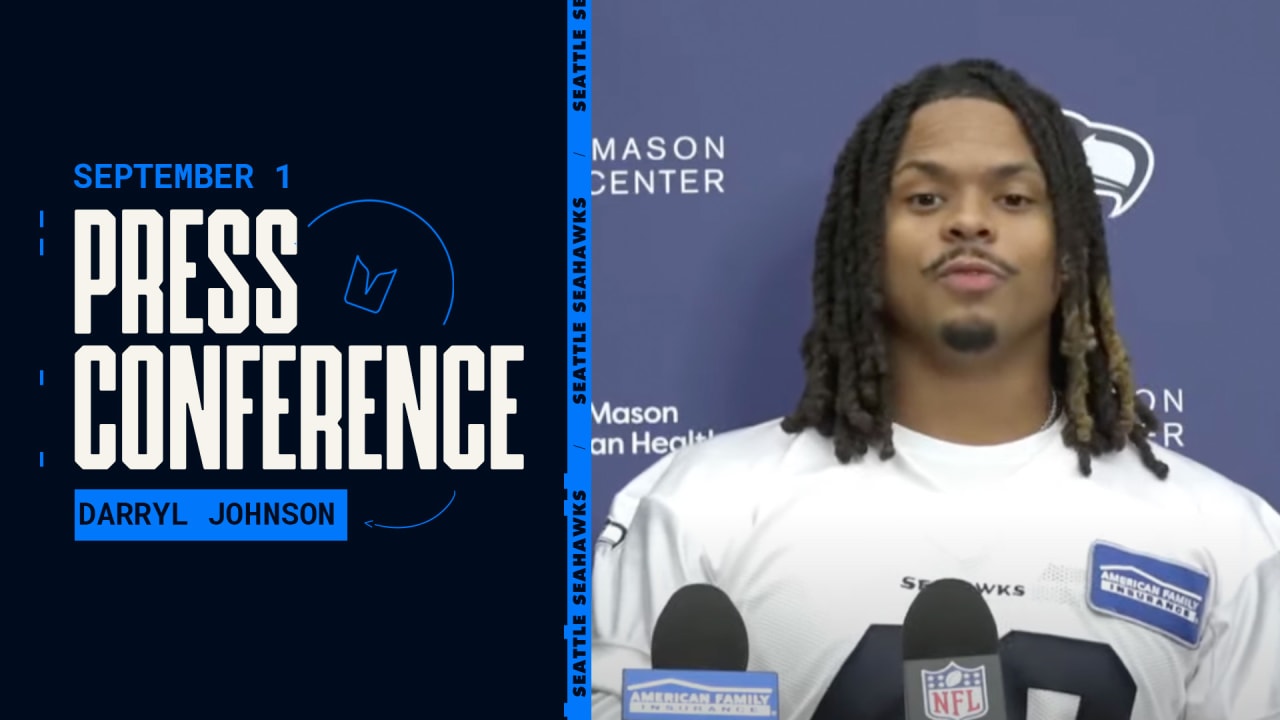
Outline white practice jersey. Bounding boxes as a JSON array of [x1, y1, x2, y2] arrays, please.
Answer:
[[591, 417, 1280, 720]]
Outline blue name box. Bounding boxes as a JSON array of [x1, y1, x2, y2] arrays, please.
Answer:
[[74, 489, 348, 541]]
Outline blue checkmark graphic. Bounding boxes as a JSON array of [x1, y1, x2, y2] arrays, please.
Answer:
[[308, 199, 455, 325], [343, 255, 398, 314]]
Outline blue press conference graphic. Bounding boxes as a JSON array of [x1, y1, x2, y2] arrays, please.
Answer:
[[14, 5, 564, 715], [65, 192, 470, 542]]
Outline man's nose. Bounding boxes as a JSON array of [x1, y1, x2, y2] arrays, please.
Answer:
[[943, 196, 994, 244]]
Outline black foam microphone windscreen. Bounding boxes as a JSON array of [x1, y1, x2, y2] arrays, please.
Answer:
[[901, 578, 1008, 720], [902, 578, 1000, 660], [650, 583, 749, 672]]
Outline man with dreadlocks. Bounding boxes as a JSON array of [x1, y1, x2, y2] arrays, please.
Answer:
[[591, 59, 1280, 719]]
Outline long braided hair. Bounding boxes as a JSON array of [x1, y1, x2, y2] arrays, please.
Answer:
[[781, 59, 1168, 479]]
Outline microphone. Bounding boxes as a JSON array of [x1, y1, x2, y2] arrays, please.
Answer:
[[651, 583, 749, 671], [902, 579, 1008, 720], [620, 583, 779, 720]]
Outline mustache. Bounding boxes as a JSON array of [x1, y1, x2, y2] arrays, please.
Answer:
[[921, 246, 1019, 277]]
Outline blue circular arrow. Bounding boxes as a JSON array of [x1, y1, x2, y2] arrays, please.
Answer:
[[308, 198, 456, 325], [364, 489, 456, 530]]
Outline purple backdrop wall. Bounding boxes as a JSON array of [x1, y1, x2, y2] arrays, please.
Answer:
[[591, 0, 1280, 533]]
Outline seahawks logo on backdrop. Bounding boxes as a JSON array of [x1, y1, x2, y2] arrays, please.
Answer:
[[1063, 110, 1154, 219]]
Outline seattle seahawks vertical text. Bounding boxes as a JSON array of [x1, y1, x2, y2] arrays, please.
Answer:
[[565, 0, 591, 718]]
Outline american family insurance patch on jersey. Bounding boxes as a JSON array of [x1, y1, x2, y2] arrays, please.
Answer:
[[1087, 541, 1212, 648]]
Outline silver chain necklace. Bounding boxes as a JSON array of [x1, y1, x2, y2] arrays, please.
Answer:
[[1038, 392, 1060, 432]]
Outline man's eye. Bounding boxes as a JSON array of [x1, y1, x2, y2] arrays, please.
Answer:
[[908, 193, 942, 208], [1000, 194, 1034, 208]]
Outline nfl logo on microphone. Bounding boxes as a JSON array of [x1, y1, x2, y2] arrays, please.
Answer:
[[922, 662, 989, 720]]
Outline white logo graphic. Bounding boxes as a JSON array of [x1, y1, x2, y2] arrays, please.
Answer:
[[1097, 565, 1204, 623], [591, 135, 727, 197], [1136, 386, 1185, 449], [626, 678, 775, 717], [1063, 110, 1154, 219], [590, 402, 716, 456]]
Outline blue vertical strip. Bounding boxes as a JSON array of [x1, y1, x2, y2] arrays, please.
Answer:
[[566, 1, 592, 719]]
